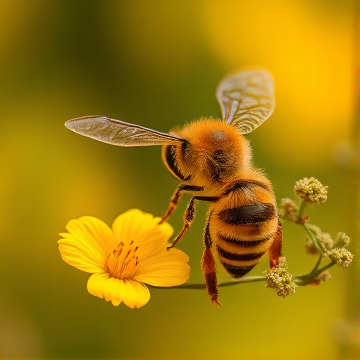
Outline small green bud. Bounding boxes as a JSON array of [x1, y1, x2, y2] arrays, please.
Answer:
[[281, 198, 298, 222], [334, 232, 350, 248], [305, 224, 332, 253], [294, 177, 328, 204], [319, 232, 334, 251], [306, 224, 322, 238], [316, 271, 332, 282], [305, 238, 320, 255], [265, 258, 296, 298]]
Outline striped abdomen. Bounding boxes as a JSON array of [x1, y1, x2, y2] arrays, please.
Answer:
[[209, 178, 278, 278]]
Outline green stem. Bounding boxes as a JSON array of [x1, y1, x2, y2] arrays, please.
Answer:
[[171, 276, 267, 290], [295, 261, 336, 285], [310, 253, 323, 274], [303, 224, 324, 252], [297, 199, 307, 221], [153, 261, 336, 290]]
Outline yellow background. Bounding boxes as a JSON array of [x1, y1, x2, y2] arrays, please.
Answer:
[[0, 0, 357, 359]]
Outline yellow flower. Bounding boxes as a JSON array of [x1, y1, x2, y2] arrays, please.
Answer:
[[58, 209, 190, 308]]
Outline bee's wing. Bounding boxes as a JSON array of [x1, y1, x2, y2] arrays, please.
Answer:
[[216, 68, 275, 134], [65, 116, 184, 146]]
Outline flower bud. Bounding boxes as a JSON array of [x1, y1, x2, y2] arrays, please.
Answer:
[[305, 238, 320, 255], [265, 258, 296, 298], [316, 271, 332, 282], [281, 198, 298, 222], [294, 177, 327, 204], [335, 232, 350, 248], [325, 248, 354, 268], [319, 232, 334, 251]]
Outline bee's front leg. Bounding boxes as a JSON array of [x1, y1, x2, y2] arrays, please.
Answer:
[[167, 197, 196, 249], [159, 186, 183, 224]]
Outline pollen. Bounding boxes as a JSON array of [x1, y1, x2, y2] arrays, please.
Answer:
[[106, 241, 139, 279]]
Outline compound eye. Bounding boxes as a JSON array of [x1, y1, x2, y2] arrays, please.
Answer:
[[163, 145, 191, 182]]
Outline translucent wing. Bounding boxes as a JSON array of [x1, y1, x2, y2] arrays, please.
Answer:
[[65, 116, 184, 147], [216, 68, 275, 134]]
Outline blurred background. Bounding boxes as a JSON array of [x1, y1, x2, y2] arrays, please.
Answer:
[[0, 0, 358, 359]]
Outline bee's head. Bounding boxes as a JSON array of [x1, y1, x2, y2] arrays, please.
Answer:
[[163, 119, 252, 183]]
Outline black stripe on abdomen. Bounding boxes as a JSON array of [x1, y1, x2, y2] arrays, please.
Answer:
[[216, 246, 265, 261], [217, 203, 276, 225], [220, 262, 256, 278], [217, 232, 270, 247]]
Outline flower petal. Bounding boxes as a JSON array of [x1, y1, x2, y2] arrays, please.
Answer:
[[112, 209, 173, 259], [87, 273, 123, 306], [87, 274, 150, 308], [122, 280, 150, 308], [87, 272, 108, 299], [134, 248, 190, 287], [58, 216, 116, 273]]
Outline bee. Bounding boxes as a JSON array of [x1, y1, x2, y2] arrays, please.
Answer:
[[65, 67, 282, 305]]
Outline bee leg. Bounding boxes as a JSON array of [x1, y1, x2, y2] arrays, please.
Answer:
[[269, 221, 283, 268], [159, 186, 183, 224], [201, 216, 220, 306], [167, 197, 196, 249]]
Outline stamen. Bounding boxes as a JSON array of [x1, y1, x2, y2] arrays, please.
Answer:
[[105, 241, 139, 279]]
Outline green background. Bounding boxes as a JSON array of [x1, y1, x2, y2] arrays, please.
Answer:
[[0, 1, 357, 359]]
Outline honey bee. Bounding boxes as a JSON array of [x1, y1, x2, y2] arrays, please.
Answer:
[[65, 67, 282, 305]]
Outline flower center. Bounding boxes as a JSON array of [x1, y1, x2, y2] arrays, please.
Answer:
[[106, 241, 139, 279]]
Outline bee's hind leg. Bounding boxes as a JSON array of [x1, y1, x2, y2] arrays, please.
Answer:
[[201, 214, 220, 306], [269, 220, 283, 268]]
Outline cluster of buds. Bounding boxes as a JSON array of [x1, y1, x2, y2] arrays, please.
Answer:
[[279, 177, 353, 292], [281, 177, 327, 223], [265, 258, 296, 298], [324, 232, 353, 268], [325, 247, 353, 268], [294, 177, 328, 204], [305, 225, 353, 268], [280, 198, 298, 222], [335, 232, 350, 248], [303, 225, 353, 272]]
